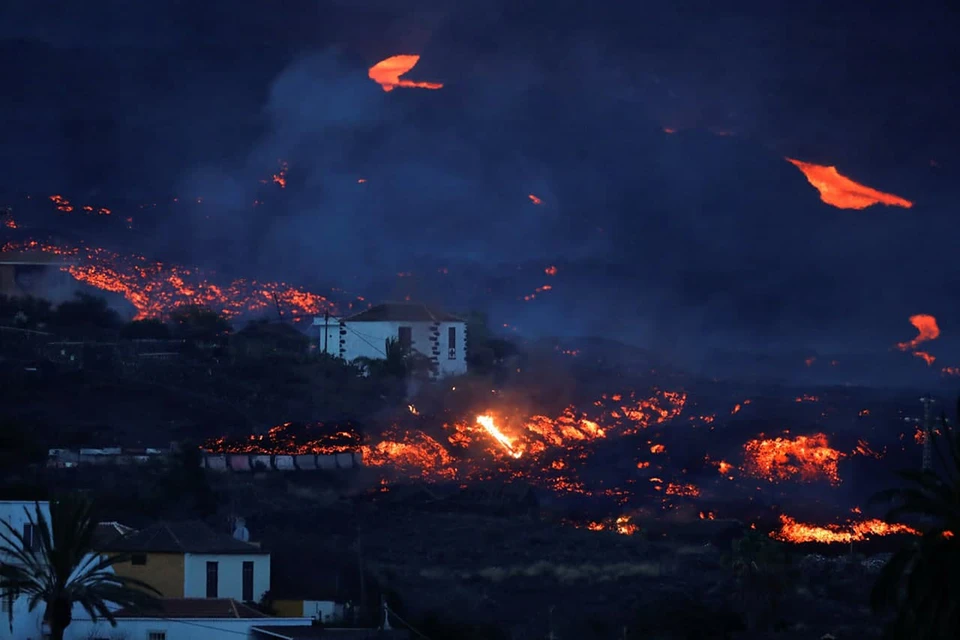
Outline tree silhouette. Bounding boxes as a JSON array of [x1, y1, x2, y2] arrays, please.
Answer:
[[870, 399, 960, 639], [0, 496, 160, 640]]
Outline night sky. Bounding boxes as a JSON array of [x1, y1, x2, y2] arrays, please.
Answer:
[[1, 0, 958, 376]]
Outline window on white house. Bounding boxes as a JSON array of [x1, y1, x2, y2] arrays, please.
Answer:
[[205, 561, 218, 598], [242, 561, 254, 602], [147, 631, 166, 640], [448, 327, 457, 359], [22, 523, 38, 551], [397, 326, 412, 350]]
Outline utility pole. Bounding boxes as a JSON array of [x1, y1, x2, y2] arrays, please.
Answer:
[[272, 292, 284, 323], [920, 395, 936, 471], [356, 513, 367, 625], [323, 311, 330, 355]]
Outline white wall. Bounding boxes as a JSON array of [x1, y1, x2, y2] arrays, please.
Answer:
[[64, 615, 312, 640], [183, 554, 270, 602], [0, 501, 51, 640], [315, 318, 468, 378]]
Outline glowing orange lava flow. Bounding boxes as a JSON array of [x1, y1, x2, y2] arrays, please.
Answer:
[[528, 194, 543, 205], [476, 415, 523, 458], [786, 158, 913, 210], [368, 55, 443, 92], [896, 314, 940, 351], [742, 433, 845, 485], [770, 514, 919, 544], [1, 240, 336, 321]]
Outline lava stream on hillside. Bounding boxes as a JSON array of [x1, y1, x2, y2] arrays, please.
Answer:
[[1, 239, 341, 320]]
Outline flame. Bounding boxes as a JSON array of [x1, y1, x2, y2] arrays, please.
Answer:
[[475, 414, 523, 459], [368, 55, 443, 92], [528, 194, 543, 205], [407, 404, 419, 416], [943, 367, 960, 377], [795, 394, 819, 403], [914, 351, 936, 366], [742, 433, 845, 485], [662, 127, 677, 134], [770, 514, 919, 544], [786, 158, 913, 210], [804, 357, 816, 367], [544, 266, 557, 276]]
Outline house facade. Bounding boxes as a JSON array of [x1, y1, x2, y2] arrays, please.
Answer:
[[313, 302, 467, 379], [98, 521, 271, 602]]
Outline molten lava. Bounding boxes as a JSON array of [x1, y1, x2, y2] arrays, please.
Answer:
[[896, 314, 940, 351], [528, 194, 543, 205], [368, 55, 443, 92], [786, 158, 913, 210], [770, 514, 919, 544], [1, 240, 336, 321], [742, 433, 845, 485]]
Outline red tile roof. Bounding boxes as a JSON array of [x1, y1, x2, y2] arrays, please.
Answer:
[[114, 598, 269, 619]]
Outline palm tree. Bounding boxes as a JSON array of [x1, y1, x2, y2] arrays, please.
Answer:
[[869, 398, 960, 639], [0, 496, 161, 640]]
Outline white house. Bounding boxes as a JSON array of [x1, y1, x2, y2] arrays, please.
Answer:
[[97, 521, 271, 602], [313, 302, 468, 379]]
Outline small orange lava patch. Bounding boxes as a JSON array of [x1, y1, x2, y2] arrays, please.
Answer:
[[786, 158, 913, 210]]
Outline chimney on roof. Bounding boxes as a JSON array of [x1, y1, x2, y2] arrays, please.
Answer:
[[232, 517, 250, 543]]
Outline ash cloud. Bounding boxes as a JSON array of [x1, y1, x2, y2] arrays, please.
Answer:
[[2, 0, 959, 379]]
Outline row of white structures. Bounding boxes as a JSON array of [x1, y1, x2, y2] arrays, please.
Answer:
[[202, 451, 364, 472]]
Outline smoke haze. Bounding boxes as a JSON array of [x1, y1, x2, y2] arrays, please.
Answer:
[[1, 0, 959, 380]]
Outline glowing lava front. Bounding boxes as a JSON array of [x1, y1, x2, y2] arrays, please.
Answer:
[[770, 514, 919, 544], [368, 55, 443, 92], [1, 240, 337, 321], [742, 433, 845, 485], [786, 158, 913, 210]]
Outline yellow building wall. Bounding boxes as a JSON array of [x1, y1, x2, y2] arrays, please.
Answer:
[[111, 552, 185, 597], [272, 600, 305, 617]]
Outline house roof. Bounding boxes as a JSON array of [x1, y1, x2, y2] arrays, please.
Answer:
[[114, 598, 269, 619], [97, 521, 266, 554], [92, 521, 135, 548], [343, 303, 463, 323]]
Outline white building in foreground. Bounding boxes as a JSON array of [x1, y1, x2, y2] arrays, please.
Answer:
[[313, 302, 467, 379]]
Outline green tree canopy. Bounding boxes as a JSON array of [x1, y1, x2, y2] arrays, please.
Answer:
[[168, 304, 231, 343], [48, 293, 122, 339], [119, 318, 171, 340]]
